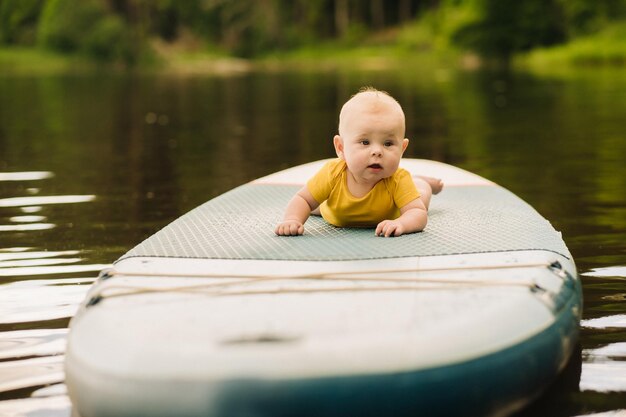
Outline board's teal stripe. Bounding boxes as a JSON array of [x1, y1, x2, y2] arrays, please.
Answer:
[[119, 184, 570, 262]]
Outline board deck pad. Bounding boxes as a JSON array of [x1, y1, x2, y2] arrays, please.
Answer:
[[119, 184, 570, 262]]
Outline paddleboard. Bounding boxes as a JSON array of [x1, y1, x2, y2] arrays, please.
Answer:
[[65, 159, 581, 417]]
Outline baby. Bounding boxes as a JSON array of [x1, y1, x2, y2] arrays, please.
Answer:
[[275, 87, 443, 237]]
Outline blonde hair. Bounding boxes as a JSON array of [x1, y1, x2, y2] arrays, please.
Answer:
[[354, 86, 397, 101], [338, 86, 404, 135]]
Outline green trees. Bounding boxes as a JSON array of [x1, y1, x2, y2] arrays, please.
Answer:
[[1, 0, 135, 63], [0, 0, 426, 61], [450, 0, 626, 63], [38, 0, 133, 63], [560, 0, 626, 36], [452, 0, 567, 62], [0, 0, 623, 64], [0, 0, 43, 44]]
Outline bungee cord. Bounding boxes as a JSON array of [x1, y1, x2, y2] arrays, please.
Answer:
[[84, 261, 563, 306]]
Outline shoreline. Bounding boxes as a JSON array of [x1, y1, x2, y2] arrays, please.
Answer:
[[1, 35, 625, 78]]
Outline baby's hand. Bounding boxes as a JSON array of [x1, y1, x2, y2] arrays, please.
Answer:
[[375, 220, 405, 237], [275, 220, 304, 236]]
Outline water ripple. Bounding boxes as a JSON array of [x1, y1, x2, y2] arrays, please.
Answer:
[[0, 172, 54, 182], [580, 362, 626, 393], [0, 329, 67, 360], [20, 207, 42, 214], [0, 249, 32, 253], [0, 395, 70, 417], [581, 343, 626, 393], [7, 216, 46, 223], [0, 356, 64, 393], [0, 258, 82, 269], [583, 266, 626, 278], [0, 195, 95, 208], [0, 251, 79, 262], [0, 264, 110, 277], [581, 315, 626, 329], [0, 278, 94, 324], [0, 224, 56, 232], [585, 343, 626, 361]]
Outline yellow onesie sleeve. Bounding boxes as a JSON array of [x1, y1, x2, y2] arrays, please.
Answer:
[[306, 159, 345, 205], [392, 168, 421, 209]]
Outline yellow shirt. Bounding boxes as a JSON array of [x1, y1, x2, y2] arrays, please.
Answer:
[[307, 159, 420, 227]]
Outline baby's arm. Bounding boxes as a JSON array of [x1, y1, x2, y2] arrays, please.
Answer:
[[375, 199, 427, 237], [275, 186, 320, 236]]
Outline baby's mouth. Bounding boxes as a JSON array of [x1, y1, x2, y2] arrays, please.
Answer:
[[368, 163, 383, 170]]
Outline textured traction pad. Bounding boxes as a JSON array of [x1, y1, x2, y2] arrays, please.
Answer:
[[119, 184, 569, 262]]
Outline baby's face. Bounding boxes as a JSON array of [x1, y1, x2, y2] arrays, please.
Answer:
[[335, 93, 408, 185]]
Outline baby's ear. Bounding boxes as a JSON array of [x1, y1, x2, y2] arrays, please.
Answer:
[[402, 138, 409, 153], [333, 135, 345, 159]]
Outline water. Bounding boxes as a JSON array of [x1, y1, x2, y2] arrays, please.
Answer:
[[0, 65, 625, 416]]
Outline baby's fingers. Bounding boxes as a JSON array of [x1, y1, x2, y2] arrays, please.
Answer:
[[275, 222, 304, 236], [384, 224, 399, 237], [377, 221, 405, 237], [375, 221, 387, 237], [376, 221, 395, 237]]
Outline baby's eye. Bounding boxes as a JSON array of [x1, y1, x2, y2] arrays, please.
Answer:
[[360, 140, 370, 145], [384, 141, 394, 147]]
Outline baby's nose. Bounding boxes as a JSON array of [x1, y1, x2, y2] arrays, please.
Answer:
[[371, 145, 383, 156]]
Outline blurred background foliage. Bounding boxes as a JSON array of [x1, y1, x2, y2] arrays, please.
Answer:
[[0, 0, 625, 66]]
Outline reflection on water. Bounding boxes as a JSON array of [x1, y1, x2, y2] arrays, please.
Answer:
[[580, 362, 626, 393], [0, 278, 94, 324], [8, 216, 47, 223], [0, 392, 71, 417], [0, 195, 95, 208], [0, 172, 54, 181], [585, 267, 626, 278], [20, 207, 42, 214], [581, 341, 626, 393], [0, 67, 625, 416], [0, 356, 65, 393], [0, 265, 108, 278], [1, 258, 83, 268], [582, 315, 626, 329], [0, 167, 103, 410], [0, 329, 67, 360], [0, 224, 56, 232], [0, 251, 80, 261]]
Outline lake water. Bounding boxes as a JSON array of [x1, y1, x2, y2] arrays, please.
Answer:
[[0, 64, 625, 416]]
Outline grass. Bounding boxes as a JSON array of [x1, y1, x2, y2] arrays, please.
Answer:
[[518, 22, 626, 70], [0, 47, 97, 75], [254, 15, 466, 73]]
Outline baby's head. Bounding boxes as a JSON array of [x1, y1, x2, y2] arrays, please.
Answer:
[[334, 87, 409, 182], [338, 87, 406, 138]]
